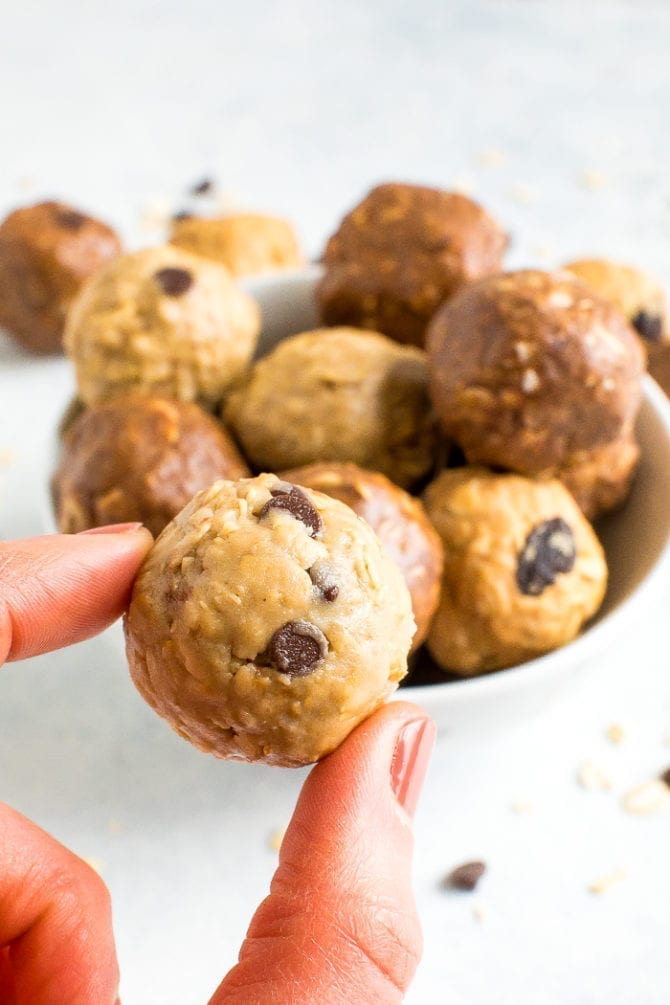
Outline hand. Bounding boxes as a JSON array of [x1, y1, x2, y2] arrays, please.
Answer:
[[0, 526, 435, 1005]]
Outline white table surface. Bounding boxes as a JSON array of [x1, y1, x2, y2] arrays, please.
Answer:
[[1, 2, 669, 1003]]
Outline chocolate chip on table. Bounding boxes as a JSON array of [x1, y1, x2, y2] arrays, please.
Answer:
[[259, 485, 323, 538], [308, 561, 339, 601], [632, 310, 662, 342], [443, 861, 487, 892], [659, 767, 670, 788], [190, 177, 214, 196], [154, 267, 194, 296], [55, 208, 86, 230], [516, 517, 576, 596], [265, 620, 328, 676]]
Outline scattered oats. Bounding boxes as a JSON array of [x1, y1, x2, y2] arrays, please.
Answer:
[[139, 197, 173, 233], [621, 779, 670, 815], [578, 169, 609, 192], [476, 147, 507, 168], [577, 760, 613, 792], [605, 723, 625, 745], [521, 368, 540, 394], [268, 826, 287, 852], [588, 868, 627, 894], [472, 901, 488, 922], [83, 855, 106, 876], [0, 449, 16, 465], [508, 183, 539, 206], [107, 817, 123, 834], [451, 176, 475, 196], [510, 799, 535, 814]]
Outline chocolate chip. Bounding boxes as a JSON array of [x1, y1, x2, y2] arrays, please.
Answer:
[[444, 861, 487, 891], [659, 767, 670, 788], [55, 208, 86, 231], [308, 561, 339, 601], [190, 177, 214, 196], [516, 517, 576, 596], [265, 620, 328, 677], [632, 310, 663, 342], [259, 485, 323, 538], [154, 267, 193, 296], [172, 209, 194, 222]]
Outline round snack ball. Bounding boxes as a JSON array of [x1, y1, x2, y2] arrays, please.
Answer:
[[317, 183, 508, 347], [427, 270, 644, 516], [0, 200, 121, 354], [563, 258, 669, 346], [423, 468, 608, 675], [647, 342, 670, 398], [556, 431, 639, 520], [281, 461, 444, 650], [225, 327, 436, 489], [170, 213, 303, 276], [52, 396, 250, 537], [124, 474, 415, 766], [64, 245, 260, 408]]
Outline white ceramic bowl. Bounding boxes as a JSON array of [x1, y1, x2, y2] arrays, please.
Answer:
[[47, 266, 670, 735], [238, 267, 670, 734]]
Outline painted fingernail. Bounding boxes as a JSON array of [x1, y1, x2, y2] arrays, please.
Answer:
[[390, 717, 436, 818], [78, 522, 144, 535]]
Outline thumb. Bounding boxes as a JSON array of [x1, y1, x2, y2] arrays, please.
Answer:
[[210, 701, 436, 1005]]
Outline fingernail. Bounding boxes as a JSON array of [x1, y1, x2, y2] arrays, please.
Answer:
[[390, 717, 436, 818], [78, 522, 144, 536]]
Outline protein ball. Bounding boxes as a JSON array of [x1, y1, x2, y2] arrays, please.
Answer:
[[427, 269, 645, 518], [170, 213, 303, 276], [51, 395, 250, 537], [423, 468, 608, 676], [0, 200, 121, 354], [317, 182, 508, 347], [64, 245, 260, 407], [124, 474, 415, 766], [282, 461, 443, 650], [224, 327, 436, 489]]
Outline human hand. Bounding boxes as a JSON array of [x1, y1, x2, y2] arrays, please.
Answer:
[[0, 526, 435, 1005]]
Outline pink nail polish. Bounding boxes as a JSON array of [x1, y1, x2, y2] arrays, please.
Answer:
[[390, 717, 436, 818], [78, 522, 144, 535]]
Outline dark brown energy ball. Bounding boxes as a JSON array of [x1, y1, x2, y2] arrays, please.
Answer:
[[281, 461, 444, 651], [317, 182, 508, 347], [52, 396, 250, 537], [427, 270, 645, 518], [0, 200, 122, 354]]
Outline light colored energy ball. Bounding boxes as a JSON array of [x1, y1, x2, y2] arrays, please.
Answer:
[[563, 258, 669, 346], [124, 473, 415, 767], [225, 327, 436, 489], [64, 245, 260, 407], [170, 213, 303, 276], [423, 468, 608, 676]]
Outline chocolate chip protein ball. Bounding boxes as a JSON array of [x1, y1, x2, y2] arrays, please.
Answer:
[[423, 468, 608, 675], [317, 183, 508, 347], [124, 474, 415, 766], [427, 270, 645, 518], [225, 327, 436, 488], [52, 395, 250, 537], [281, 461, 444, 650], [0, 200, 121, 354], [647, 343, 670, 397], [563, 258, 669, 346], [64, 245, 260, 407], [170, 213, 303, 276]]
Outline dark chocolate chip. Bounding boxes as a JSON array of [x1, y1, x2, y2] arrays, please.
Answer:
[[190, 177, 214, 196], [443, 861, 487, 892], [265, 620, 328, 677], [154, 267, 194, 296], [55, 208, 86, 231], [172, 209, 195, 222], [659, 767, 670, 788], [259, 485, 323, 538], [516, 517, 576, 597], [308, 561, 339, 601], [632, 310, 663, 343]]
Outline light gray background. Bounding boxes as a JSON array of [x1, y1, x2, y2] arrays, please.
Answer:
[[0, 2, 669, 1003]]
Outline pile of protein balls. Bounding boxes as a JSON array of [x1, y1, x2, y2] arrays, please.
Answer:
[[0, 183, 666, 766]]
